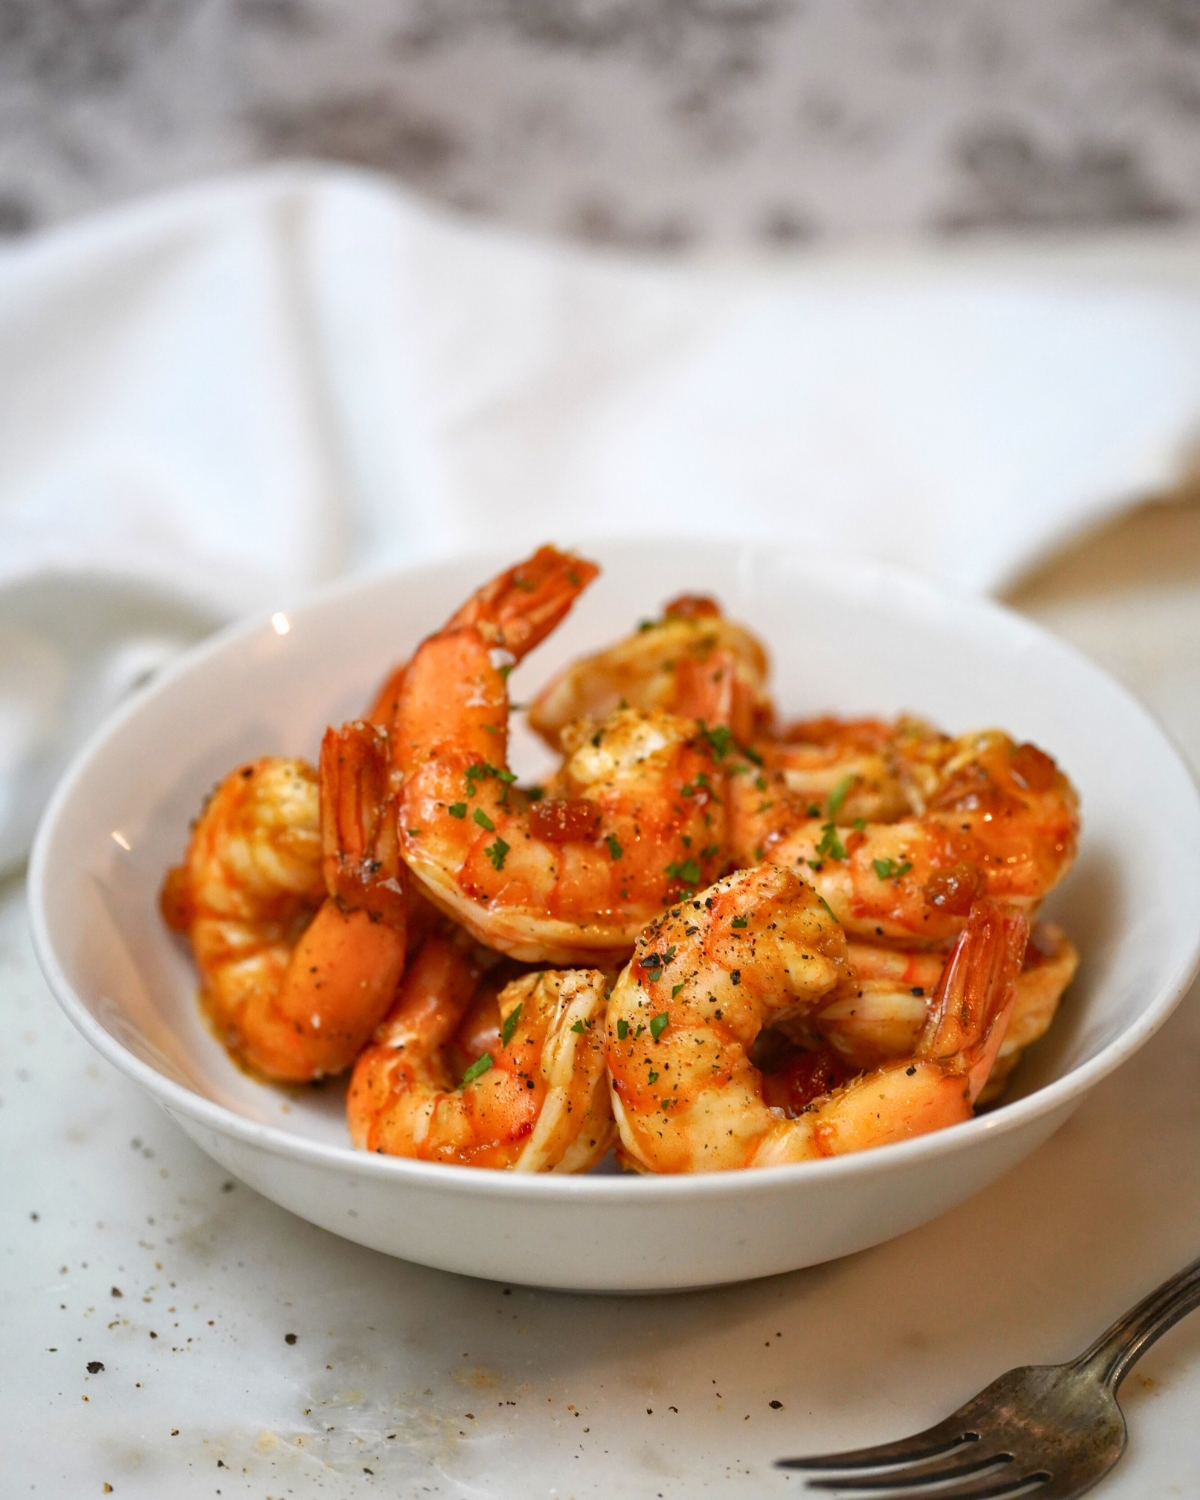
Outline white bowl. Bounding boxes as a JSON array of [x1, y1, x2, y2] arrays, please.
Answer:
[[29, 541, 1200, 1292]]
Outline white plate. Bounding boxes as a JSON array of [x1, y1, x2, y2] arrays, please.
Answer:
[[28, 540, 1200, 1292]]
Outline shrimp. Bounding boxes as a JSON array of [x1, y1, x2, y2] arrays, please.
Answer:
[[751, 715, 946, 826], [729, 727, 1079, 945], [606, 866, 1028, 1172], [605, 865, 857, 1173], [390, 549, 729, 963], [807, 921, 1078, 1101], [347, 933, 615, 1171], [161, 721, 408, 1082], [527, 593, 772, 752]]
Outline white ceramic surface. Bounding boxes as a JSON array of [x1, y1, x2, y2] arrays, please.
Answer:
[[27, 540, 1200, 1292]]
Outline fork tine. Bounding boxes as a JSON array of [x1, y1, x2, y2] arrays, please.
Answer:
[[808, 1469, 1049, 1500], [777, 1412, 982, 1471], [804, 1448, 1012, 1491]]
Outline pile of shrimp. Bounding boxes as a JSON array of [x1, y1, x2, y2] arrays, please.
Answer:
[[162, 546, 1080, 1174]]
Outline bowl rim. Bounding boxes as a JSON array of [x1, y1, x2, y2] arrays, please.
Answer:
[[27, 540, 1200, 1205]]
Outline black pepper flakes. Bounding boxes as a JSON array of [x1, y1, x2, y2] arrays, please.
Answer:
[[86, 1360, 104, 1374], [285, 1333, 297, 1345]]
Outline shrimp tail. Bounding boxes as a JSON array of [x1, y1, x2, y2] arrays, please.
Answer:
[[366, 546, 599, 728], [442, 545, 599, 658], [320, 720, 407, 930], [919, 897, 1029, 1104]]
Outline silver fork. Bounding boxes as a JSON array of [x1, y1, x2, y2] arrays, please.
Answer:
[[777, 1254, 1200, 1499]]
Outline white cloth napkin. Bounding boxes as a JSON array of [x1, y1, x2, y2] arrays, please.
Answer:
[[4, 161, 1200, 868]]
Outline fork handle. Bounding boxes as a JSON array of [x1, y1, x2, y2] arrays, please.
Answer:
[[1073, 1253, 1200, 1390]]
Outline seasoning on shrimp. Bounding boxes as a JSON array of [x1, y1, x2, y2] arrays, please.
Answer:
[[386, 547, 730, 964], [729, 721, 1079, 945], [606, 864, 1028, 1172]]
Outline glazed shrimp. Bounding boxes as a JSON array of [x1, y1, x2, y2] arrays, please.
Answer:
[[605, 865, 857, 1173], [347, 934, 615, 1171], [809, 922, 1078, 1102], [390, 549, 729, 963], [607, 869, 1027, 1172], [162, 722, 408, 1082], [750, 716, 947, 826], [730, 728, 1079, 945], [527, 593, 772, 752]]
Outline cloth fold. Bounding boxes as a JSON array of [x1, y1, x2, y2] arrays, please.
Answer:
[[4, 161, 1200, 868]]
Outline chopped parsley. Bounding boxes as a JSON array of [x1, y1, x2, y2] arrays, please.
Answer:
[[484, 837, 510, 871], [731, 915, 748, 929], [807, 803, 821, 817], [616, 1019, 629, 1041], [474, 807, 495, 831], [817, 895, 839, 921], [466, 762, 517, 797], [647, 1070, 659, 1084], [605, 833, 623, 861], [700, 843, 720, 859], [570, 1018, 588, 1034], [671, 983, 684, 998], [873, 858, 913, 881], [501, 1002, 523, 1048], [666, 857, 701, 887], [448, 803, 467, 819], [754, 775, 768, 792], [461, 1054, 493, 1087], [650, 1012, 670, 1041], [699, 723, 734, 759], [815, 822, 847, 861], [827, 775, 852, 817]]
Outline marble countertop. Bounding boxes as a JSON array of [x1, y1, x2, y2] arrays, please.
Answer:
[[4, 498, 1200, 1497], [2, 1, 1200, 249]]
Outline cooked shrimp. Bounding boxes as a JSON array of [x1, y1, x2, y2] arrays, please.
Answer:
[[729, 728, 1079, 945], [347, 934, 615, 1171], [605, 864, 857, 1173], [752, 715, 946, 826], [162, 722, 408, 1082], [809, 922, 1078, 1099], [390, 549, 728, 963], [606, 867, 1027, 1172], [527, 593, 772, 752]]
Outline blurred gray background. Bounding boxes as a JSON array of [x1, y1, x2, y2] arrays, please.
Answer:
[[2, 0, 1200, 248]]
